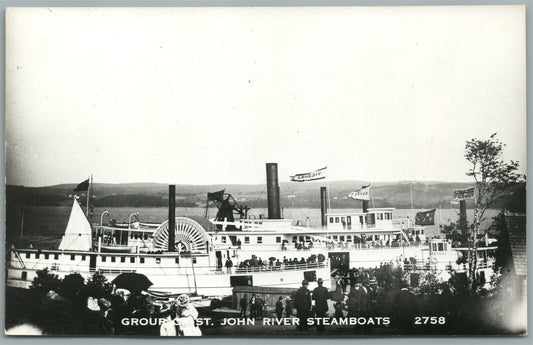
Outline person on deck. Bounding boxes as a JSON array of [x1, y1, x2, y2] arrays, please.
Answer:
[[239, 294, 248, 317], [275, 296, 284, 319], [294, 280, 312, 330], [312, 278, 329, 332]]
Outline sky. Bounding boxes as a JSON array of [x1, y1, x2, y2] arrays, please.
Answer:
[[5, 6, 527, 187]]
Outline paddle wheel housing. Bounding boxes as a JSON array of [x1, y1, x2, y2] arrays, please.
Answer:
[[153, 217, 211, 253]]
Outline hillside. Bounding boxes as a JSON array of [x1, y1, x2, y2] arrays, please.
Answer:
[[6, 180, 524, 210]]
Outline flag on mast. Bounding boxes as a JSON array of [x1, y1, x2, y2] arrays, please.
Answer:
[[348, 184, 371, 200], [290, 167, 327, 182], [415, 209, 436, 225], [73, 178, 90, 192], [454, 187, 475, 200]]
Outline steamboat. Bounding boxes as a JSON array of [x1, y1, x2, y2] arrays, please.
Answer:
[[6, 163, 497, 296]]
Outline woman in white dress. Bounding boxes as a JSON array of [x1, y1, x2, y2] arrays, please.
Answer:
[[175, 294, 202, 336]]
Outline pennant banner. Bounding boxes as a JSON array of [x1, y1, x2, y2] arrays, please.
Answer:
[[415, 209, 436, 225], [454, 187, 475, 200], [73, 178, 90, 192], [290, 167, 327, 182], [348, 185, 371, 200]]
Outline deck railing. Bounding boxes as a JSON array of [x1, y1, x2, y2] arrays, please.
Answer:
[[217, 260, 328, 274]]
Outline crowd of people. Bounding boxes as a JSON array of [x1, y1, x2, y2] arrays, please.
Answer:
[[231, 254, 326, 273]]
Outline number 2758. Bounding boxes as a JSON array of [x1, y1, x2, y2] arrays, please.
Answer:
[[414, 316, 446, 325]]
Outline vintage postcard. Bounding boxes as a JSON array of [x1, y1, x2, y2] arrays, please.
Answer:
[[4, 6, 527, 336]]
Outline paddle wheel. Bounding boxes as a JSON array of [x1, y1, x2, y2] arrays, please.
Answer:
[[153, 217, 210, 253]]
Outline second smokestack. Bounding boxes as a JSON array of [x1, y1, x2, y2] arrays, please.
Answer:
[[168, 185, 175, 252], [320, 186, 328, 227], [266, 163, 281, 219]]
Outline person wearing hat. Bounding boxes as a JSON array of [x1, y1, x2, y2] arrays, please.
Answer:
[[175, 294, 202, 336], [392, 282, 418, 334], [294, 280, 312, 330], [312, 278, 329, 332]]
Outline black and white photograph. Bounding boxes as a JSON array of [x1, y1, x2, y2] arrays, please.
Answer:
[[3, 5, 527, 337]]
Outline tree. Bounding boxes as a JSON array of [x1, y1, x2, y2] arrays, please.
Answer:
[[441, 221, 468, 247], [29, 268, 62, 295], [86, 270, 113, 299], [464, 133, 521, 292]]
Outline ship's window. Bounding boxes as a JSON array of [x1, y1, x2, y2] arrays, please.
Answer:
[[144, 234, 148, 240], [102, 256, 107, 262], [276, 237, 281, 243], [257, 237, 263, 244], [54, 254, 59, 260], [134, 234, 139, 240], [44, 253, 49, 260], [438, 243, 444, 251], [335, 217, 339, 223], [385, 213, 391, 220], [35, 253, 40, 259], [377, 213, 383, 220], [130, 257, 135, 263], [121, 257, 126, 263], [175, 257, 179, 264], [329, 217, 334, 223], [70, 254, 76, 260], [347, 216, 351, 225], [340, 236, 345, 241], [341, 217, 346, 224], [111, 256, 116, 263], [347, 236, 352, 242], [192, 257, 197, 264], [25, 252, 30, 259], [333, 235, 338, 240], [21, 271, 27, 280], [244, 237, 250, 244], [81, 255, 86, 261], [221, 237, 226, 243], [156, 258, 161, 264], [421, 230, 424, 234], [140, 257, 145, 264], [292, 236, 297, 243], [305, 236, 311, 241]]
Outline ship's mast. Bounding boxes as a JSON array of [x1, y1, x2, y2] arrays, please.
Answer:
[[86, 174, 92, 218]]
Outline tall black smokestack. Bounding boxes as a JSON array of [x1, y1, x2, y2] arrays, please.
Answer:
[[168, 185, 176, 252], [320, 187, 328, 227], [266, 163, 281, 219], [362, 200, 369, 213], [459, 199, 467, 232]]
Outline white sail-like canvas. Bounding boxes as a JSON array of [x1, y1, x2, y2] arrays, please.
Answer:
[[58, 199, 92, 251]]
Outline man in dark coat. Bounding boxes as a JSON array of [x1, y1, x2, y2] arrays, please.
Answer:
[[294, 280, 312, 330], [275, 296, 284, 319], [393, 283, 419, 334], [239, 294, 247, 317], [312, 278, 329, 331]]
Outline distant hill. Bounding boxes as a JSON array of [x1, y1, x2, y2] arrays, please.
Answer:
[[7, 180, 519, 210]]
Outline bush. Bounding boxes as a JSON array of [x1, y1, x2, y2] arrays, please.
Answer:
[[86, 271, 113, 299], [29, 268, 62, 295]]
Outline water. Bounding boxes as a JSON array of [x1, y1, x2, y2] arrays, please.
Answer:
[[6, 205, 499, 250]]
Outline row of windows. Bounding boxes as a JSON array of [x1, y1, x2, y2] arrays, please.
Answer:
[[326, 235, 354, 242], [329, 216, 352, 224], [25, 252, 60, 260], [292, 236, 312, 243], [329, 213, 393, 224], [220, 236, 263, 244], [431, 242, 447, 252], [21, 252, 192, 264]]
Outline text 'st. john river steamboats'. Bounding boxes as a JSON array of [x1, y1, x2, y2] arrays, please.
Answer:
[[6, 163, 497, 297]]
